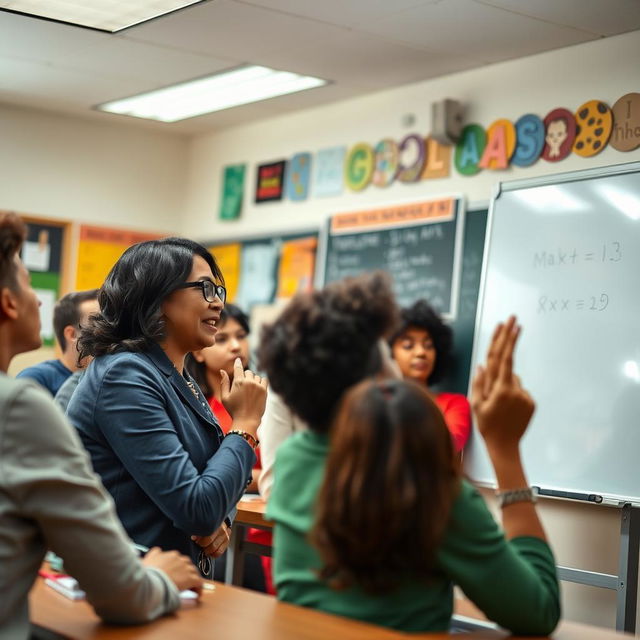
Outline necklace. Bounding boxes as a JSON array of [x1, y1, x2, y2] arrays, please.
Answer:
[[185, 378, 200, 399]]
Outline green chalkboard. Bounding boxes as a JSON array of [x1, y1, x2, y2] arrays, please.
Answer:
[[441, 208, 488, 395], [320, 201, 464, 316]]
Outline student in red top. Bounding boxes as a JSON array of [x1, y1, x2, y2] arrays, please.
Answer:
[[187, 304, 273, 593], [389, 300, 471, 452]]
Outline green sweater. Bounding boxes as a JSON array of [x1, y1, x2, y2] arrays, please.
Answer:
[[267, 431, 560, 635]]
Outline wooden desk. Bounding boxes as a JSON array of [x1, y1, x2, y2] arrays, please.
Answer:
[[29, 575, 634, 640], [28, 576, 497, 640], [224, 497, 272, 586]]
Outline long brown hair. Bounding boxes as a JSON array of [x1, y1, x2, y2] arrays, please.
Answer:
[[312, 379, 460, 594]]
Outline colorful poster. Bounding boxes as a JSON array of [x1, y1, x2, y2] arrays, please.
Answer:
[[219, 164, 246, 220], [255, 160, 286, 203], [313, 146, 346, 197], [285, 153, 312, 201], [276, 236, 318, 299], [209, 242, 241, 303], [76, 225, 163, 290], [31, 271, 60, 347], [236, 242, 278, 309]]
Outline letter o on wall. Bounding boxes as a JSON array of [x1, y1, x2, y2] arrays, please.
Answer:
[[396, 134, 426, 183], [345, 143, 375, 191]]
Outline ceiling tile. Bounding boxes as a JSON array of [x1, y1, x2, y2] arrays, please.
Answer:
[[477, 0, 640, 37], [232, 0, 438, 28], [357, 0, 596, 62], [0, 10, 110, 63], [123, 0, 357, 60], [0, 57, 149, 105], [259, 31, 480, 90], [62, 37, 238, 85]]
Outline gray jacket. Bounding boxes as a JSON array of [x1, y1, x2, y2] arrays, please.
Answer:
[[0, 375, 180, 640]]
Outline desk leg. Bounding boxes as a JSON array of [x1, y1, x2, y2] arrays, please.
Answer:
[[225, 523, 246, 586]]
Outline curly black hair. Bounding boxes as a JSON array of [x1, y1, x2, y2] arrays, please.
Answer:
[[258, 272, 399, 433], [78, 237, 222, 359], [388, 299, 453, 385]]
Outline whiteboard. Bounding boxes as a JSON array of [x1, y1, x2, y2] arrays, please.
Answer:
[[465, 161, 640, 505]]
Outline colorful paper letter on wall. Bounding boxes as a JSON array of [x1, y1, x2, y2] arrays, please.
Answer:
[[255, 160, 286, 203], [219, 164, 246, 220], [313, 146, 346, 197], [285, 153, 312, 201]]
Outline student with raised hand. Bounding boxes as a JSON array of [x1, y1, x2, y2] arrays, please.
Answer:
[[389, 299, 471, 452], [67, 238, 268, 576], [0, 213, 202, 639], [261, 273, 560, 635]]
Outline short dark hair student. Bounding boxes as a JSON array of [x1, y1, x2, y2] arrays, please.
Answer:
[[67, 237, 267, 576], [0, 213, 202, 637], [260, 272, 560, 635], [389, 299, 471, 451]]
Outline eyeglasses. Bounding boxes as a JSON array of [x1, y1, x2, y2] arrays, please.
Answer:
[[177, 280, 226, 304]]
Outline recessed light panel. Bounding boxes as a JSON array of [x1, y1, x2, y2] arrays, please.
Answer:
[[97, 66, 328, 122], [0, 1, 203, 32]]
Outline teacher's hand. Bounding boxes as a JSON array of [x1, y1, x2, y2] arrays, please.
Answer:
[[471, 316, 535, 456], [191, 522, 231, 558], [220, 358, 268, 436]]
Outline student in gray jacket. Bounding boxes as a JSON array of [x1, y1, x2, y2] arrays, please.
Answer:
[[0, 213, 202, 640]]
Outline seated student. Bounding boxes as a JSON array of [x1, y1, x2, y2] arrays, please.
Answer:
[[187, 304, 271, 593], [0, 213, 202, 639], [67, 238, 267, 577], [17, 288, 99, 395], [390, 299, 471, 451], [259, 274, 560, 636]]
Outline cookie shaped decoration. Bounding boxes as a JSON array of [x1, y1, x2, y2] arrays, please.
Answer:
[[541, 108, 576, 162], [611, 93, 640, 152], [572, 100, 612, 157]]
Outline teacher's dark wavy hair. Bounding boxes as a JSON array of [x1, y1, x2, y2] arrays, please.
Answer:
[[78, 238, 222, 359], [312, 378, 460, 594]]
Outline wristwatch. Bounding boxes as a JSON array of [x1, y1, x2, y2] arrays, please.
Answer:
[[496, 486, 538, 508]]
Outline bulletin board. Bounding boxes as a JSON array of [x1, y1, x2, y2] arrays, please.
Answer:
[[17, 215, 73, 347], [205, 229, 319, 311], [76, 225, 164, 290]]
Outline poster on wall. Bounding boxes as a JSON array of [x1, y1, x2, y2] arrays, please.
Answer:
[[209, 242, 241, 303], [76, 225, 163, 290], [255, 160, 286, 203], [276, 235, 317, 300], [235, 242, 279, 309], [219, 164, 246, 220], [313, 146, 346, 197]]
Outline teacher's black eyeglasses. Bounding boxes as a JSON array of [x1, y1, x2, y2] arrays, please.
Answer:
[[176, 281, 226, 304]]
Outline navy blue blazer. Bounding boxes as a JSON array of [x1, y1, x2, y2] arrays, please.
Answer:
[[66, 343, 255, 567]]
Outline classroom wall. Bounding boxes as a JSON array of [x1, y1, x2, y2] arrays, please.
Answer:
[[0, 103, 189, 233], [182, 30, 640, 629], [183, 30, 640, 239]]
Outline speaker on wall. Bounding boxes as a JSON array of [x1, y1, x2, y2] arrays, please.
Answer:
[[431, 99, 464, 145]]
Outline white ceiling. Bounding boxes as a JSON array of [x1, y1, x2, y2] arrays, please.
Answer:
[[1, 0, 640, 135]]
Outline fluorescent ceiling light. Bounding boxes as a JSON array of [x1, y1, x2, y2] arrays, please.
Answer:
[[97, 65, 328, 122], [0, 0, 203, 32]]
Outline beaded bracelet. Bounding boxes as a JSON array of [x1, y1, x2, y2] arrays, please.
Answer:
[[226, 429, 259, 450]]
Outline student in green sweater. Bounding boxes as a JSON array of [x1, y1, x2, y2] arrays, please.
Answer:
[[259, 273, 560, 635]]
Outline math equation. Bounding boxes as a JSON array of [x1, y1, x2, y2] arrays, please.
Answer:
[[537, 293, 609, 314], [533, 242, 622, 268]]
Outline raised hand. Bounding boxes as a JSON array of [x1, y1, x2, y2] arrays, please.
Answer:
[[471, 316, 535, 456]]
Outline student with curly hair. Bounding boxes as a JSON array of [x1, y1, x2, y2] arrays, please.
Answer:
[[389, 299, 471, 451], [260, 273, 559, 635]]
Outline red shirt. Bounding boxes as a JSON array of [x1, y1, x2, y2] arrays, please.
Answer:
[[434, 392, 472, 452]]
